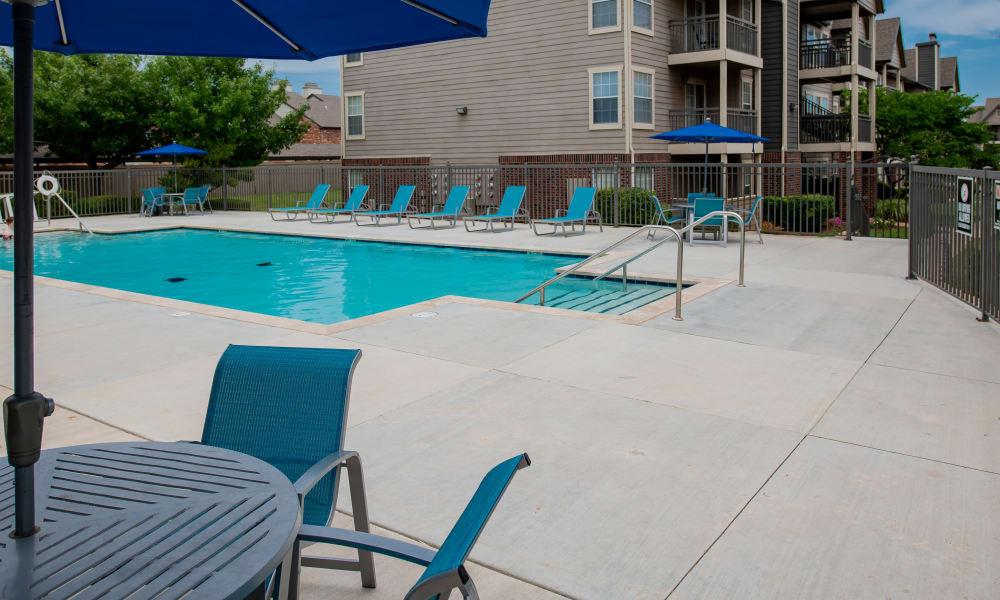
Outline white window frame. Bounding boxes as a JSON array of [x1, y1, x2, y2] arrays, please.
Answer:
[[633, 166, 655, 191], [589, 0, 621, 35], [631, 0, 653, 36], [741, 0, 753, 23], [344, 53, 363, 67], [741, 76, 753, 110], [344, 91, 366, 140], [632, 66, 655, 130], [588, 66, 623, 130]]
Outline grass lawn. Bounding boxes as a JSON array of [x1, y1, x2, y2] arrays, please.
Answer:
[[220, 190, 344, 211]]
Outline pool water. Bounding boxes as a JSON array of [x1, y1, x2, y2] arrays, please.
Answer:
[[0, 229, 674, 323]]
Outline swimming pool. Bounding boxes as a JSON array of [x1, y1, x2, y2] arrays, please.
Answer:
[[0, 229, 675, 323]]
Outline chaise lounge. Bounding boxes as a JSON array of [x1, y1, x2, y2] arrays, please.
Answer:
[[269, 184, 331, 221], [531, 186, 602, 236], [463, 185, 528, 232], [307, 184, 370, 223], [355, 185, 415, 226], [407, 185, 469, 229]]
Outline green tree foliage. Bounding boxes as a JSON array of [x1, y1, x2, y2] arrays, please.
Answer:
[[842, 87, 1000, 168], [0, 52, 308, 169], [144, 57, 308, 168]]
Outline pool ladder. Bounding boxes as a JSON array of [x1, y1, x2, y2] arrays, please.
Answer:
[[514, 211, 746, 321]]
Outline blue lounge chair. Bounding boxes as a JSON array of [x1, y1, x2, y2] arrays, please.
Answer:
[[175, 187, 204, 215], [691, 196, 727, 246], [200, 345, 376, 593], [308, 185, 370, 223], [269, 184, 331, 221], [297, 453, 531, 600], [198, 185, 213, 213], [140, 187, 168, 217], [736, 195, 764, 244], [407, 185, 469, 229], [355, 185, 415, 226], [531, 187, 602, 236], [463, 185, 528, 232], [647, 194, 686, 240]]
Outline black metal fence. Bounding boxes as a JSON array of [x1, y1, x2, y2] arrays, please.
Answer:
[[1, 162, 910, 238], [909, 165, 999, 321]]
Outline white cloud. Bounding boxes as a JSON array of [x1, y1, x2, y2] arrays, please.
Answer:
[[885, 0, 1000, 38], [248, 56, 341, 74]]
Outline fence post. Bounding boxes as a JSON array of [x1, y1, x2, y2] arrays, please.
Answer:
[[127, 167, 132, 214], [267, 168, 273, 210], [221, 167, 228, 211], [613, 162, 620, 226], [906, 160, 917, 280], [979, 166, 993, 322], [845, 156, 854, 241]]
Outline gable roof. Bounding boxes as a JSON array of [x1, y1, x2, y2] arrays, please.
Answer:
[[875, 17, 903, 64], [281, 91, 342, 128], [938, 56, 959, 91], [969, 99, 1000, 125], [900, 48, 917, 81]]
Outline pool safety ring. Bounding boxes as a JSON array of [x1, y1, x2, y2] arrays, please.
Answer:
[[36, 174, 59, 196]]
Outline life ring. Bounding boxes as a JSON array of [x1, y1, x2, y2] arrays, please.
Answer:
[[36, 174, 60, 196]]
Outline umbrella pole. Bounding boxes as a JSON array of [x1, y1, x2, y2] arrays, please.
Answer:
[[6, 0, 53, 540], [703, 140, 709, 193], [173, 156, 177, 192]]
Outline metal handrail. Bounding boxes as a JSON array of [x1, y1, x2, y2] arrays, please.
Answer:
[[514, 210, 746, 321]]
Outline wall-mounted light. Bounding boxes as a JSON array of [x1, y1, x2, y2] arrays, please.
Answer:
[[456, 106, 468, 115], [789, 102, 796, 113]]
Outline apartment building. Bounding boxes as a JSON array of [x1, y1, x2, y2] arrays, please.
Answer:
[[970, 99, 1000, 143], [341, 0, 882, 166], [268, 82, 343, 162], [874, 17, 905, 91], [900, 33, 960, 93]]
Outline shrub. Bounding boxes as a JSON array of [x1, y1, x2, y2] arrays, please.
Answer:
[[594, 187, 663, 226], [761, 194, 836, 233], [874, 197, 908, 222]]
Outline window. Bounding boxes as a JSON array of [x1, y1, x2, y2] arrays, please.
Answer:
[[805, 25, 827, 41], [589, 67, 621, 129], [633, 166, 654, 191], [684, 80, 706, 126], [347, 169, 365, 192], [592, 167, 619, 190], [633, 0, 652, 32], [742, 0, 753, 22], [345, 92, 365, 139], [590, 0, 619, 33], [345, 53, 362, 66], [633, 68, 654, 128], [741, 78, 753, 110]]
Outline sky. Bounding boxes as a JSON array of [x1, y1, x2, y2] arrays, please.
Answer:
[[883, 0, 1000, 102], [256, 0, 1000, 102]]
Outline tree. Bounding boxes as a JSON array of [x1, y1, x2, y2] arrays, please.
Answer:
[[842, 87, 1000, 168], [144, 56, 308, 168]]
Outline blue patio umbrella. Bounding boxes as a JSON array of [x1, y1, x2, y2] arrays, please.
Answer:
[[0, 0, 493, 538], [650, 119, 768, 191], [137, 142, 209, 191]]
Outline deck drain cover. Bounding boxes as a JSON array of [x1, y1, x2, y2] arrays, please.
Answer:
[[166, 277, 186, 283], [257, 262, 272, 267], [171, 312, 190, 317], [411, 311, 438, 319]]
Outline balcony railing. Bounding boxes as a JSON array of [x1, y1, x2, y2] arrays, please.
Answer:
[[800, 36, 873, 70], [669, 15, 719, 53], [726, 16, 758, 55], [669, 15, 758, 55], [800, 100, 873, 144], [858, 38, 872, 69], [667, 108, 758, 134]]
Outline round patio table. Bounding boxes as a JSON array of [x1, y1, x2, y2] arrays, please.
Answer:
[[0, 441, 300, 600]]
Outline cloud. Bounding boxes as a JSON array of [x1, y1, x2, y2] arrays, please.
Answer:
[[884, 0, 1000, 38], [248, 56, 341, 74]]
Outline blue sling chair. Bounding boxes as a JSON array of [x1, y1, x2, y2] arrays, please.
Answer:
[[198, 185, 213, 213], [407, 185, 470, 229], [531, 187, 602, 236], [140, 187, 168, 217], [307, 184, 370, 223], [463, 185, 528, 232], [202, 345, 530, 600], [355, 185, 416, 226], [269, 184, 331, 221]]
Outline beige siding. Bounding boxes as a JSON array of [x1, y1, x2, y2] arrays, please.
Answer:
[[632, 0, 679, 153], [343, 0, 628, 164]]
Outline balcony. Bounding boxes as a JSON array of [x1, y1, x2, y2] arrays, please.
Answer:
[[800, 99, 872, 145], [800, 37, 875, 79], [667, 108, 758, 133], [667, 15, 760, 67]]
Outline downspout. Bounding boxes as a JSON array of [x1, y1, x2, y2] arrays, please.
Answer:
[[624, 0, 634, 164], [781, 0, 788, 191], [339, 55, 347, 159]]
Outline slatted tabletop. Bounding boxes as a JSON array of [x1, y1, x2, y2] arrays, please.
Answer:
[[0, 442, 300, 600]]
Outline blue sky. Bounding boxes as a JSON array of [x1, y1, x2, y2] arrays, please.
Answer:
[[883, 0, 1000, 102], [257, 0, 1000, 102]]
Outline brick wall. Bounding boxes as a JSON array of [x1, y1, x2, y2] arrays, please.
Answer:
[[341, 156, 431, 166], [761, 151, 804, 196], [298, 121, 341, 145]]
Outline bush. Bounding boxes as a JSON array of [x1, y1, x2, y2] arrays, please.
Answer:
[[874, 197, 908, 222], [761, 194, 836, 233], [594, 187, 663, 226]]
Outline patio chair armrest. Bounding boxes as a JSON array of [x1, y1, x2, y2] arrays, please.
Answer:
[[294, 450, 360, 500], [378, 203, 389, 211], [555, 209, 567, 218], [298, 525, 435, 567], [589, 209, 602, 220], [431, 203, 444, 212], [485, 206, 498, 215]]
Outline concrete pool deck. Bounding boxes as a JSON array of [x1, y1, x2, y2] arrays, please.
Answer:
[[3, 212, 1000, 599]]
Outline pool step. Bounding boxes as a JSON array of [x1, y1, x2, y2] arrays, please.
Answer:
[[535, 282, 676, 315]]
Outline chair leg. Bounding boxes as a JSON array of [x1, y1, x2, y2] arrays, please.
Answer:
[[461, 577, 481, 600], [345, 454, 377, 588]]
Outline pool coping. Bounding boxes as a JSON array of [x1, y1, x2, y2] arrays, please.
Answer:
[[9, 222, 736, 332]]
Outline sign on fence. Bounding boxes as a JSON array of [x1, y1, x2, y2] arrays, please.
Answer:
[[956, 176, 973, 236], [994, 180, 1000, 231]]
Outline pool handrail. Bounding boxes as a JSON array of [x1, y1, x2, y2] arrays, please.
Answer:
[[514, 211, 746, 321]]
